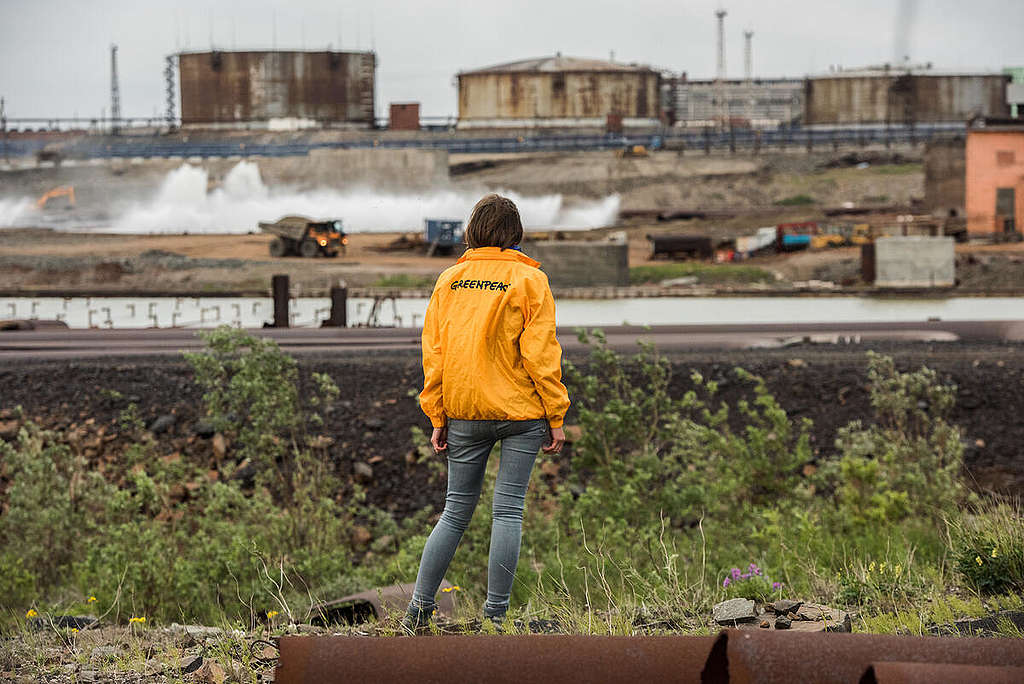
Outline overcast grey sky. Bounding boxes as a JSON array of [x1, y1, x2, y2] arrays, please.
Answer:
[[1, 0, 1022, 120]]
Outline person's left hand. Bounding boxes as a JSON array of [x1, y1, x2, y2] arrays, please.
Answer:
[[543, 426, 565, 454], [431, 426, 448, 453]]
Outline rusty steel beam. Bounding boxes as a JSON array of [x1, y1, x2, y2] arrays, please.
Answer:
[[277, 634, 715, 684], [862, 662, 1024, 684], [701, 629, 1024, 684]]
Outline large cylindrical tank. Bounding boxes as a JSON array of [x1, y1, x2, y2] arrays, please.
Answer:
[[456, 55, 660, 128], [178, 50, 376, 127], [805, 70, 1010, 126]]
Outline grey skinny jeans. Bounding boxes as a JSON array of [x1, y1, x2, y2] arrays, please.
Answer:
[[408, 418, 547, 619]]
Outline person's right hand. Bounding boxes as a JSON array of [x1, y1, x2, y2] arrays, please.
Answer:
[[431, 425, 448, 453], [543, 425, 565, 454]]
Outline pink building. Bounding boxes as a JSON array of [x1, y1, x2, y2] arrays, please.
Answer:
[[966, 120, 1024, 236]]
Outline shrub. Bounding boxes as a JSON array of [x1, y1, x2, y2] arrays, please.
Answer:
[[819, 351, 966, 532], [950, 501, 1024, 595]]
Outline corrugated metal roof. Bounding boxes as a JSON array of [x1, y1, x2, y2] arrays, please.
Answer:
[[460, 55, 653, 75]]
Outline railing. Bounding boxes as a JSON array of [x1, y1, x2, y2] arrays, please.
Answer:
[[3, 125, 967, 161]]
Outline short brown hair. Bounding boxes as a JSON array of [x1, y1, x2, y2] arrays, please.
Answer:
[[465, 194, 523, 249]]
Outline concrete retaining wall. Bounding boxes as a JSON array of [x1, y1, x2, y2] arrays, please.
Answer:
[[526, 241, 629, 287], [874, 236, 955, 288]]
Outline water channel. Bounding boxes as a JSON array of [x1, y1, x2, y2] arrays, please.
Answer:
[[2, 296, 1023, 330]]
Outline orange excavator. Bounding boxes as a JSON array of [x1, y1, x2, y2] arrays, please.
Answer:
[[37, 186, 76, 209]]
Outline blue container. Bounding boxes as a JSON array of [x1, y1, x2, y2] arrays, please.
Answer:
[[781, 233, 812, 250], [425, 219, 464, 247]]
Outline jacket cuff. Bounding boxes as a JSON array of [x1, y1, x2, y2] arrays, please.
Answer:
[[547, 416, 564, 428], [429, 415, 447, 428]]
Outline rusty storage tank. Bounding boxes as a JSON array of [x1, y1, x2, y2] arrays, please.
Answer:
[[805, 66, 1010, 126], [178, 50, 376, 128], [456, 54, 661, 129]]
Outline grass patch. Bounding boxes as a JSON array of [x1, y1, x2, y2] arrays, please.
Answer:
[[873, 163, 922, 175], [372, 273, 437, 288], [630, 262, 777, 285], [773, 194, 816, 206]]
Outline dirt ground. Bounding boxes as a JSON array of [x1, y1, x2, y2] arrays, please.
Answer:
[[3, 342, 1024, 521], [3, 225, 1024, 294]]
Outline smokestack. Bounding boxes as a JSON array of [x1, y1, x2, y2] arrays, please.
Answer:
[[715, 9, 727, 81], [110, 44, 121, 135], [744, 30, 753, 82]]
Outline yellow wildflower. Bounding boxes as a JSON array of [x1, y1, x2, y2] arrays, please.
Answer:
[[25, 609, 38, 618], [868, 561, 876, 573], [441, 585, 462, 593], [991, 548, 998, 559], [129, 616, 146, 624], [87, 596, 98, 604], [894, 564, 903, 576], [879, 562, 887, 573], [975, 556, 983, 566], [266, 611, 279, 619], [71, 628, 78, 634]]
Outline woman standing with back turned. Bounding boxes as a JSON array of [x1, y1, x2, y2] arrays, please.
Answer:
[[404, 193, 570, 633]]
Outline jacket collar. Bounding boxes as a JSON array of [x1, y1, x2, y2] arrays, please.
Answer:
[[457, 246, 540, 268]]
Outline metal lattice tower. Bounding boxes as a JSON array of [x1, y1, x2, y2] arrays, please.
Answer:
[[715, 9, 727, 81], [110, 44, 121, 135], [164, 55, 177, 129]]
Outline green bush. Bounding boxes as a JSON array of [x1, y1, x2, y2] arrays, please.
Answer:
[[951, 502, 1024, 595], [819, 352, 966, 532]]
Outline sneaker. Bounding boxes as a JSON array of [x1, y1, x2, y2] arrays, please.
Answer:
[[400, 605, 434, 636], [483, 613, 506, 633]]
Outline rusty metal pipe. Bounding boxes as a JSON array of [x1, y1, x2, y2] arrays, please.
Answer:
[[277, 634, 715, 684], [862, 662, 1024, 684], [701, 630, 1024, 684]]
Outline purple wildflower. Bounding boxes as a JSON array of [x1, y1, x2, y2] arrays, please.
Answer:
[[731, 568, 742, 579], [723, 578, 731, 588], [771, 582, 783, 590]]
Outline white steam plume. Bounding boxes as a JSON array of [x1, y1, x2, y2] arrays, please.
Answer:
[[112, 161, 619, 234], [0, 197, 37, 227]]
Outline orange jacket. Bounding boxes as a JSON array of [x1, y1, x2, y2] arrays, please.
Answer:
[[420, 247, 570, 429]]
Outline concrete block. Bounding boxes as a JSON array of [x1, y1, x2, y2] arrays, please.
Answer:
[[874, 236, 955, 287], [526, 241, 629, 287]]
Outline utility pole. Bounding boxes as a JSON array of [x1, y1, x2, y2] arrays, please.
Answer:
[[110, 44, 121, 135]]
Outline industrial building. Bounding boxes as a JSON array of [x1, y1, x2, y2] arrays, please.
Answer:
[[666, 77, 803, 128], [965, 119, 1024, 237], [804, 66, 1010, 127], [456, 55, 661, 129], [177, 50, 376, 129]]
